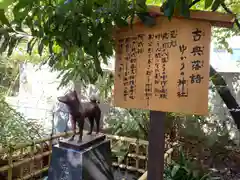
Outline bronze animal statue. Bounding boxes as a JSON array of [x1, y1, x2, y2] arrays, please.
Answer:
[[57, 90, 101, 142]]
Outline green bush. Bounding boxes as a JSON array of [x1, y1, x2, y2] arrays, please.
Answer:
[[164, 149, 211, 180], [0, 95, 43, 150]]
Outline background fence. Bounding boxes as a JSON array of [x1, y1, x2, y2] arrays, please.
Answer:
[[0, 130, 177, 180]]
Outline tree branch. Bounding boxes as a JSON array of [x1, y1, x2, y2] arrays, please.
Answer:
[[189, 0, 201, 8], [210, 66, 240, 129], [188, 0, 240, 30], [221, 3, 240, 29], [188, 0, 240, 129]]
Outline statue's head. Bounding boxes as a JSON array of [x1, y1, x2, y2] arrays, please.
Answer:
[[57, 90, 80, 114]]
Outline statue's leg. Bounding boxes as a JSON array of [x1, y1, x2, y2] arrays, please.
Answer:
[[95, 111, 101, 134], [87, 117, 94, 135], [69, 115, 76, 141], [77, 117, 84, 143], [64, 113, 70, 133]]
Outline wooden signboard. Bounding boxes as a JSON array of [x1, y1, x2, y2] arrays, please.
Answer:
[[114, 16, 211, 115]]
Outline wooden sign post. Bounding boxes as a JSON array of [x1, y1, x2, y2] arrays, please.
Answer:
[[114, 16, 211, 115], [113, 6, 235, 180]]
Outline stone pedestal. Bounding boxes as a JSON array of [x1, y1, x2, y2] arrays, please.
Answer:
[[48, 134, 114, 180]]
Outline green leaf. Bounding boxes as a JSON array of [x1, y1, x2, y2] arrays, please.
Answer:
[[171, 164, 180, 177], [205, 0, 214, 9], [13, 6, 31, 26], [25, 16, 38, 36], [179, 0, 190, 18], [48, 41, 53, 55], [136, 0, 147, 11], [0, 33, 9, 54], [129, 10, 135, 29], [179, 148, 186, 165], [27, 38, 37, 55], [93, 57, 103, 76], [38, 39, 44, 56], [137, 12, 156, 27], [0, 0, 14, 10], [13, 0, 33, 19], [200, 172, 211, 180], [49, 53, 60, 67], [7, 36, 18, 57], [82, 0, 93, 16], [115, 18, 129, 28], [100, 38, 113, 57], [211, 0, 221, 11], [164, 0, 177, 20], [84, 34, 99, 58], [80, 24, 89, 44], [0, 9, 10, 26]]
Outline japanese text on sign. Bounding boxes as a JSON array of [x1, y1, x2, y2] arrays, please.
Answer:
[[114, 17, 211, 115]]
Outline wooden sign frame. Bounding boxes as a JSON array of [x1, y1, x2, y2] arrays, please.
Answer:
[[113, 6, 235, 180], [113, 7, 235, 114], [114, 16, 211, 115], [125, 6, 235, 29]]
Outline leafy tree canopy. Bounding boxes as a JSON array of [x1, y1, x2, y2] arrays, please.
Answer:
[[0, 1, 238, 67], [0, 0, 239, 87]]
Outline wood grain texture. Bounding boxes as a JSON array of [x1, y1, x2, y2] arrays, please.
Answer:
[[114, 16, 211, 115]]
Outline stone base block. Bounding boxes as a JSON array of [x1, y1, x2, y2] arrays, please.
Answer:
[[48, 134, 114, 180]]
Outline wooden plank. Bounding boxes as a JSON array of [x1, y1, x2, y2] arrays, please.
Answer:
[[119, 5, 235, 30], [138, 147, 177, 180], [147, 111, 165, 180], [147, 6, 235, 28], [114, 16, 211, 115]]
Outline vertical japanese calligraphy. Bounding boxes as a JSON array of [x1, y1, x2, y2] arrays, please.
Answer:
[[177, 44, 188, 97], [159, 49, 169, 99], [129, 37, 137, 100], [145, 34, 154, 105], [116, 39, 124, 79], [114, 16, 211, 115], [190, 28, 205, 84], [154, 30, 177, 99]]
